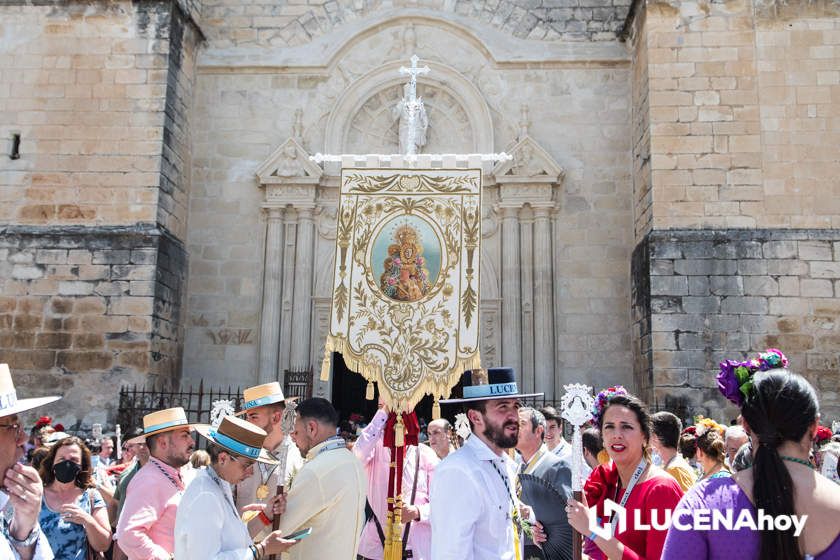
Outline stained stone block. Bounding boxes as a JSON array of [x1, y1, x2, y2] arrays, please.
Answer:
[[720, 296, 768, 315], [682, 296, 721, 314], [651, 275, 688, 295], [762, 240, 797, 259]]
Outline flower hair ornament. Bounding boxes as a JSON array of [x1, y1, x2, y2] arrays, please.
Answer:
[[694, 416, 726, 438], [716, 348, 789, 407], [591, 385, 628, 425]]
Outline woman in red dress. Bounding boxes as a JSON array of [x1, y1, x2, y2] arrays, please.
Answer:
[[566, 388, 683, 560]]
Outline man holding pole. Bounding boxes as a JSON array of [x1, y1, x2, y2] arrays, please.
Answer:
[[355, 399, 438, 560]]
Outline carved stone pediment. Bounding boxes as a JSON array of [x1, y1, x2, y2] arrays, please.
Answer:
[[256, 138, 323, 185], [492, 135, 565, 183]]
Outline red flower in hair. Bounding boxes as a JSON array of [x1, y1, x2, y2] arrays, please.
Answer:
[[34, 416, 52, 429], [53, 423, 65, 432], [815, 426, 832, 443], [681, 426, 696, 435]]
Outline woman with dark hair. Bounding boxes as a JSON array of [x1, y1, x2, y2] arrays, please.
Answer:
[[566, 387, 683, 560], [662, 349, 840, 560], [39, 436, 112, 559]]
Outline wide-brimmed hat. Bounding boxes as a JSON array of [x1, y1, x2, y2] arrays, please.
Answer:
[[142, 407, 199, 438], [236, 382, 289, 415], [439, 367, 544, 404], [195, 415, 278, 464], [0, 363, 61, 418]]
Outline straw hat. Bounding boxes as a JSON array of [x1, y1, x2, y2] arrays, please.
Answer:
[[439, 367, 544, 404], [195, 415, 278, 464], [142, 407, 199, 437], [236, 382, 290, 415], [0, 363, 61, 418]]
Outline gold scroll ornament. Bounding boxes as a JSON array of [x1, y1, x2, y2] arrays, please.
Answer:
[[321, 169, 482, 415]]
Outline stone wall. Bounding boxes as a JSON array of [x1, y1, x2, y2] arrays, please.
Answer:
[[1, 2, 165, 228], [629, 1, 840, 421], [0, 225, 186, 428], [0, 1, 200, 427], [200, 0, 633, 46], [633, 229, 840, 421], [639, 0, 840, 233]]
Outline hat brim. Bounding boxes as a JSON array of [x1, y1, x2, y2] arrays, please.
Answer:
[[0, 395, 61, 418], [439, 392, 545, 405], [234, 396, 299, 416], [194, 424, 279, 465], [143, 422, 200, 438]]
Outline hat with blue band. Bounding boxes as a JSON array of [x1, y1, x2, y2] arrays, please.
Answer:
[[142, 407, 200, 438], [439, 367, 544, 404], [195, 415, 279, 465], [236, 382, 292, 415]]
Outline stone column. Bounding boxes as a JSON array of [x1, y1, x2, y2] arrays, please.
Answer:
[[290, 206, 315, 371], [500, 206, 521, 374], [533, 204, 555, 399], [278, 209, 298, 374], [519, 207, 534, 393], [258, 207, 284, 384]]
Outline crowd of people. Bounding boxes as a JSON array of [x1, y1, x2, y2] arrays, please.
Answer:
[[1, 347, 840, 560]]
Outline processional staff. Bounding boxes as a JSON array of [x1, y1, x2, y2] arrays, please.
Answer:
[[268, 401, 297, 560], [561, 384, 595, 560]]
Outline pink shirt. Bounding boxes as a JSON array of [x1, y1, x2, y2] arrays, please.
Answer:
[[354, 410, 439, 560], [116, 458, 185, 560]]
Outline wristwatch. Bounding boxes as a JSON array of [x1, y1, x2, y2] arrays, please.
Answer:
[[5, 522, 40, 547]]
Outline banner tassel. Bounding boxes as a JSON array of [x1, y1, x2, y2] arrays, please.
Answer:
[[395, 415, 404, 448], [432, 397, 441, 420], [366, 380, 375, 401]]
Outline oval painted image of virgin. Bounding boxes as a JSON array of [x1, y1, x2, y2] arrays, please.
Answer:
[[372, 216, 441, 302]]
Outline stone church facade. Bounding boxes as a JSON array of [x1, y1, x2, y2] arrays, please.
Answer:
[[1, 0, 839, 428]]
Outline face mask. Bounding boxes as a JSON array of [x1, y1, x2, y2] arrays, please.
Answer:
[[53, 460, 82, 484], [651, 450, 663, 467]]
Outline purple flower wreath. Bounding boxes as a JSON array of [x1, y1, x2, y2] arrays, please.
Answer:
[[591, 385, 628, 425], [716, 348, 789, 406]]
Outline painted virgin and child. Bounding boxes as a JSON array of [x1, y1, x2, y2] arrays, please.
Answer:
[[379, 224, 432, 302]]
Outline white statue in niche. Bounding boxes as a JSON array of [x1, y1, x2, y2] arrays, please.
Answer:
[[276, 143, 304, 177], [392, 83, 429, 155], [511, 143, 544, 176]]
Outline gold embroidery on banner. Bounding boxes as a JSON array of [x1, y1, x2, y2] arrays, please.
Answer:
[[324, 168, 482, 413]]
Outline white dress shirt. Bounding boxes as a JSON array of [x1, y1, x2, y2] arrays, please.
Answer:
[[174, 466, 252, 560], [430, 434, 518, 560], [1, 491, 53, 560]]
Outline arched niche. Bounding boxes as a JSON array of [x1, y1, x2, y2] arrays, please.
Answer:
[[324, 60, 494, 155]]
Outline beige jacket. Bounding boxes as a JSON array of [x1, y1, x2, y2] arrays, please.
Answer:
[[278, 438, 366, 560]]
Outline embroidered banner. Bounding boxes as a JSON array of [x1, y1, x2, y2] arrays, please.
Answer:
[[321, 167, 482, 414]]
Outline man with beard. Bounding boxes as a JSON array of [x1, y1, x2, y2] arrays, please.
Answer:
[[116, 407, 200, 560], [431, 368, 543, 559], [0, 363, 59, 560]]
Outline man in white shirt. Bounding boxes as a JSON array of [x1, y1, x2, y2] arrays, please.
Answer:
[[431, 367, 543, 560], [0, 363, 59, 560]]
